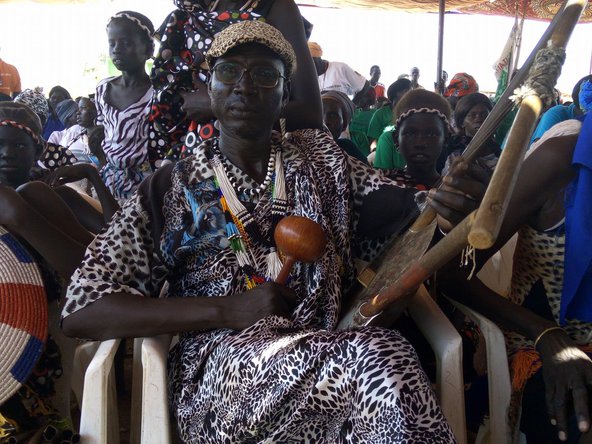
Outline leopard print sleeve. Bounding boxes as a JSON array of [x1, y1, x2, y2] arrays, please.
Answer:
[[62, 193, 169, 319]]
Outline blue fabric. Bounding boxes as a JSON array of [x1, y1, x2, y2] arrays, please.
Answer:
[[42, 116, 65, 140], [530, 104, 577, 144], [579, 80, 592, 113], [562, 111, 592, 324]]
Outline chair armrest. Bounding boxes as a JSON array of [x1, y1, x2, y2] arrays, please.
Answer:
[[79, 338, 121, 444], [408, 285, 467, 444], [448, 299, 512, 443], [141, 334, 174, 444]]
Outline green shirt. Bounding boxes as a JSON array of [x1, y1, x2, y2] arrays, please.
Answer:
[[373, 126, 406, 170], [349, 109, 376, 156], [367, 106, 393, 141]]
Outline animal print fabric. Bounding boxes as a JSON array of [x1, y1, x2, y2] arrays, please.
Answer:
[[505, 224, 592, 355], [64, 129, 456, 443], [96, 77, 153, 201]]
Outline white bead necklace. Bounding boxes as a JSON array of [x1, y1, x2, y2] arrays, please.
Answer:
[[212, 139, 277, 196]]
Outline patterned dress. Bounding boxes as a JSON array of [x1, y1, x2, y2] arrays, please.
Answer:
[[64, 130, 456, 443], [96, 77, 153, 201], [148, 0, 273, 161], [501, 120, 592, 435]]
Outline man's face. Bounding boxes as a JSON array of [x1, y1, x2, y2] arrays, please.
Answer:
[[370, 66, 381, 83], [208, 43, 289, 140], [322, 98, 345, 140], [0, 126, 39, 188], [411, 68, 420, 84]]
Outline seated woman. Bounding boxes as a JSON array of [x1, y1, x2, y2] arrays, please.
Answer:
[[42, 86, 71, 141], [437, 111, 592, 443], [48, 97, 102, 167], [447, 92, 500, 168], [0, 102, 118, 278], [62, 21, 487, 443], [321, 90, 368, 164], [0, 102, 116, 441]]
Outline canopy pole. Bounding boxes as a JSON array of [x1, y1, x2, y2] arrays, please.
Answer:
[[436, 0, 445, 94]]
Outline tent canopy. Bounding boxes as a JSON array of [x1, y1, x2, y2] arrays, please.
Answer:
[[1, 0, 591, 20]]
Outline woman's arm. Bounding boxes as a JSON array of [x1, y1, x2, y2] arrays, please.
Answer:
[[436, 133, 592, 441], [0, 184, 90, 278], [267, 0, 323, 131]]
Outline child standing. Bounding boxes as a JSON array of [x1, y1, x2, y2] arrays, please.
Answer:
[[97, 11, 154, 201]]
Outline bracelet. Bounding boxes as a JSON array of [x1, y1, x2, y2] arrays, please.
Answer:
[[533, 326, 564, 350]]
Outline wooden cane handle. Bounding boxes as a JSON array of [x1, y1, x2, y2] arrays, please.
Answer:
[[469, 96, 542, 249], [469, 0, 586, 249]]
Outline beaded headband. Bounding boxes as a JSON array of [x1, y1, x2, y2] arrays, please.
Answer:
[[394, 107, 452, 139], [108, 12, 153, 41], [0, 120, 41, 146]]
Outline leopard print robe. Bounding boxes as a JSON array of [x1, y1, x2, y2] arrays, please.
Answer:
[[64, 129, 456, 443]]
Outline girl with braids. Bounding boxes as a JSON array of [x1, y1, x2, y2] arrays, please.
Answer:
[[97, 11, 155, 201]]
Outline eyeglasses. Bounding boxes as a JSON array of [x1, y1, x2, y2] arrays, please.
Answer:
[[212, 62, 286, 88]]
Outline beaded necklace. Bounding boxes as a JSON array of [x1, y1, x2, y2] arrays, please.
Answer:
[[210, 138, 287, 289]]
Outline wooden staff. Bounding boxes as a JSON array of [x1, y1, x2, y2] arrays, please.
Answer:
[[410, 0, 572, 232], [469, 0, 586, 248], [342, 0, 588, 327]]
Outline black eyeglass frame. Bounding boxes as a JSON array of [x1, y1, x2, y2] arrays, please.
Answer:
[[211, 61, 287, 88]]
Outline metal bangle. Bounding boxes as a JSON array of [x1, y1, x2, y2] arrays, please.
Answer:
[[534, 326, 564, 350]]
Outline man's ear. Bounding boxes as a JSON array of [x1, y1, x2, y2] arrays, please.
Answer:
[[281, 80, 291, 108]]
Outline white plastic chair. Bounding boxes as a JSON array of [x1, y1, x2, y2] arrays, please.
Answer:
[[140, 334, 175, 444], [79, 338, 121, 444], [137, 284, 467, 444], [409, 285, 467, 444], [447, 299, 513, 444]]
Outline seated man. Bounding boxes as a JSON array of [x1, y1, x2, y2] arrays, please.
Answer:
[[63, 20, 484, 443]]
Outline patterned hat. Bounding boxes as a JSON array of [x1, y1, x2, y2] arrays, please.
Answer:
[[14, 88, 49, 125], [0, 226, 48, 405], [206, 20, 296, 79]]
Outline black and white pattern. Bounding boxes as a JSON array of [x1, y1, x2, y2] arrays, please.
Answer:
[[96, 77, 153, 201], [65, 129, 455, 443]]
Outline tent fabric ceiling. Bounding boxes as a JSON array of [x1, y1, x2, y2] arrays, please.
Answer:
[[1, 0, 591, 21], [301, 0, 592, 21]]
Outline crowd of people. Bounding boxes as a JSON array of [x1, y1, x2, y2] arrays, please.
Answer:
[[1, 2, 591, 443]]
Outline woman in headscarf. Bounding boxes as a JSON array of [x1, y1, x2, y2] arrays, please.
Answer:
[[43, 86, 71, 140], [321, 89, 367, 163]]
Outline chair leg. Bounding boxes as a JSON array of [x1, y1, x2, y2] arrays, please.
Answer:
[[408, 285, 467, 444]]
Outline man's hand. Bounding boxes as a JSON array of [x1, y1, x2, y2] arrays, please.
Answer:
[[179, 80, 214, 123], [429, 159, 490, 232], [537, 329, 592, 442], [223, 282, 299, 330]]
